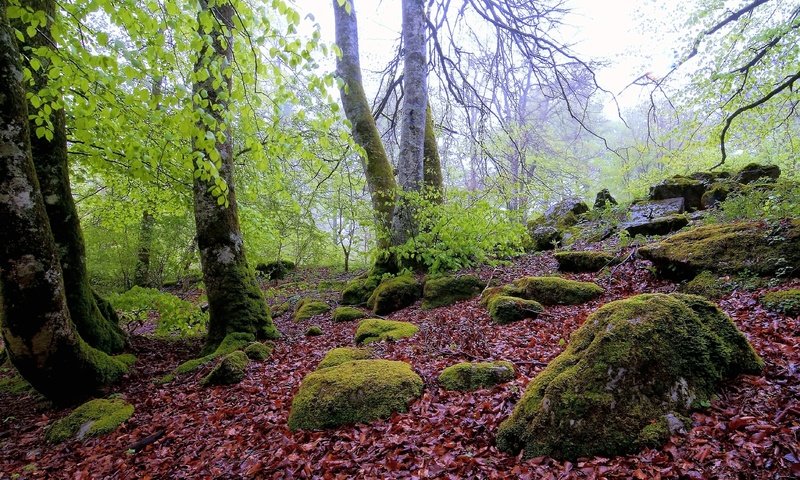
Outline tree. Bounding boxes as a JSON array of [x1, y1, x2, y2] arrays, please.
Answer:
[[0, 1, 128, 404]]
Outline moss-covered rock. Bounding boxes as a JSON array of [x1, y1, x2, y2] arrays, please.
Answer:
[[201, 351, 249, 386], [649, 176, 706, 211], [0, 373, 34, 395], [623, 214, 689, 237], [341, 275, 381, 305], [255, 260, 296, 280], [317, 347, 372, 369], [438, 361, 515, 391], [525, 224, 562, 251], [761, 289, 800, 316], [287, 359, 423, 430], [496, 293, 763, 460], [638, 220, 800, 280], [479, 285, 524, 306], [293, 299, 330, 322], [366, 275, 422, 315], [701, 181, 738, 208], [511, 276, 604, 305], [735, 163, 780, 184], [544, 198, 590, 224], [332, 306, 367, 323], [244, 342, 274, 361], [305, 325, 323, 336], [689, 171, 731, 185], [679, 271, 731, 299], [594, 189, 617, 209], [172, 332, 254, 378], [422, 275, 484, 309], [554, 251, 617, 273], [355, 319, 418, 344], [46, 398, 134, 443], [488, 296, 544, 324]]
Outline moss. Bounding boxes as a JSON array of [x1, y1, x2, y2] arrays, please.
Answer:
[[438, 361, 515, 391], [0, 375, 34, 395], [761, 289, 800, 316], [701, 181, 738, 208], [201, 350, 249, 386], [332, 306, 367, 323], [639, 220, 800, 280], [679, 271, 731, 299], [341, 276, 381, 305], [114, 353, 137, 368], [244, 341, 274, 361], [317, 347, 372, 369], [287, 359, 423, 430], [511, 276, 604, 305], [366, 275, 422, 315], [355, 319, 419, 344], [496, 293, 763, 460], [173, 332, 254, 377], [293, 299, 330, 322], [305, 325, 323, 336], [554, 251, 617, 273], [422, 275, 484, 309], [735, 163, 780, 184], [488, 296, 544, 324], [479, 285, 524, 306], [649, 176, 706, 211], [46, 398, 134, 443]]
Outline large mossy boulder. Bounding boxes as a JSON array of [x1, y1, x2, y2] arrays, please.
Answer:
[[524, 198, 589, 252], [367, 275, 422, 315], [438, 361, 515, 391], [201, 350, 249, 386], [317, 347, 372, 369], [639, 220, 800, 280], [525, 224, 562, 251], [496, 293, 763, 460], [649, 176, 706, 211], [332, 306, 367, 323], [355, 319, 419, 344], [735, 163, 780, 184], [554, 251, 617, 273], [422, 275, 483, 309], [701, 180, 738, 208], [287, 360, 423, 430], [679, 271, 731, 299], [293, 298, 330, 322], [488, 295, 544, 324], [46, 398, 134, 443], [341, 275, 381, 305], [511, 276, 604, 305]]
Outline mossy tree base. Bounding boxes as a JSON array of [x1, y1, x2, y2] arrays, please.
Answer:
[[201, 351, 249, 386], [46, 398, 134, 443]]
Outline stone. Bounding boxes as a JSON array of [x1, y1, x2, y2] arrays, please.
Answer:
[[701, 181, 738, 208], [422, 275, 484, 309], [438, 361, 515, 391], [526, 224, 562, 251], [46, 399, 134, 443], [366, 275, 422, 315], [332, 306, 367, 323], [593, 189, 617, 209], [243, 342, 274, 361], [341, 275, 381, 305], [355, 319, 419, 344], [544, 197, 590, 224], [255, 260, 295, 280], [317, 347, 372, 369], [305, 325, 323, 336], [623, 214, 689, 237], [689, 171, 731, 185], [735, 163, 780, 184], [554, 251, 617, 272], [488, 295, 544, 324], [201, 350, 249, 386], [293, 299, 330, 322], [510, 276, 604, 305], [649, 176, 706, 211]]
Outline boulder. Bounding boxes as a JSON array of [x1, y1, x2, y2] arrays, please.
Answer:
[[679, 271, 731, 299], [701, 181, 738, 208], [305, 325, 323, 336], [332, 306, 367, 323], [525, 198, 589, 251], [689, 171, 731, 186], [243, 342, 274, 361], [355, 319, 419, 344], [317, 347, 372, 369], [623, 214, 689, 237], [638, 220, 800, 280], [525, 224, 562, 251], [438, 361, 515, 391], [255, 260, 295, 280], [287, 360, 423, 430], [593, 189, 617, 209], [293, 299, 330, 322], [46, 399, 134, 443], [367, 275, 422, 315], [341, 275, 381, 305], [544, 197, 590, 224], [496, 293, 763, 460], [422, 275, 484, 309], [554, 251, 617, 272], [761, 289, 800, 316], [201, 350, 249, 386], [510, 276, 604, 305], [649, 176, 706, 211], [488, 295, 544, 324], [735, 163, 780, 184]]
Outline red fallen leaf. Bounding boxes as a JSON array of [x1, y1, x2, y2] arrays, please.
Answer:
[[728, 416, 755, 430], [633, 468, 648, 479]]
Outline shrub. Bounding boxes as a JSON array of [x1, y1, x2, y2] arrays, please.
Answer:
[[108, 286, 207, 337]]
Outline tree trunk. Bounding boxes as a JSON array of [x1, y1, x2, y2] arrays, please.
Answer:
[[133, 209, 155, 287], [333, 0, 397, 250], [192, 0, 278, 351], [0, 6, 128, 404], [391, 0, 428, 245], [16, 0, 126, 354], [423, 104, 443, 203]]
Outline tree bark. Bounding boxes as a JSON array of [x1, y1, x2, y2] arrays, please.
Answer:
[[192, 0, 278, 351], [16, 0, 126, 354], [423, 104, 443, 202], [0, 5, 128, 403], [333, 0, 397, 249], [391, 0, 428, 244]]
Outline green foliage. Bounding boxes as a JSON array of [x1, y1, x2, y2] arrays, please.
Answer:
[[46, 399, 134, 443], [108, 286, 206, 337], [761, 289, 800, 316], [708, 181, 800, 223], [438, 361, 515, 391]]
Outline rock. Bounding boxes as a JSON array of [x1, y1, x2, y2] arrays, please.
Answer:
[[201, 351, 249, 386], [243, 342, 274, 361], [623, 214, 689, 237], [649, 176, 706, 211], [496, 293, 763, 460], [355, 319, 419, 344], [761, 289, 800, 316], [638, 220, 800, 280], [422, 275, 484, 309], [255, 260, 295, 280], [701, 181, 739, 208], [366, 275, 422, 315], [305, 325, 323, 336], [679, 271, 731, 299], [689, 171, 731, 185], [554, 251, 617, 272], [544, 197, 590, 224], [593, 189, 617, 209], [293, 299, 330, 322], [438, 361, 515, 391], [317, 347, 372, 369], [46, 398, 134, 443], [287, 360, 423, 430], [511, 276, 604, 305], [525, 198, 589, 252], [341, 275, 381, 305], [630, 197, 685, 219], [735, 163, 780, 184], [332, 306, 367, 323], [488, 295, 544, 324], [525, 224, 562, 251]]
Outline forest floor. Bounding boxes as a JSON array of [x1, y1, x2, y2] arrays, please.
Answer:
[[1, 243, 799, 479]]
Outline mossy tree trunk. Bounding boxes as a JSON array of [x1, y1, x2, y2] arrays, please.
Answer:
[[192, 0, 278, 350], [15, 0, 126, 354], [0, 5, 128, 403], [423, 104, 443, 203], [333, 0, 397, 250]]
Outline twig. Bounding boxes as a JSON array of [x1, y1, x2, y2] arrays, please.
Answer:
[[126, 429, 166, 452]]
